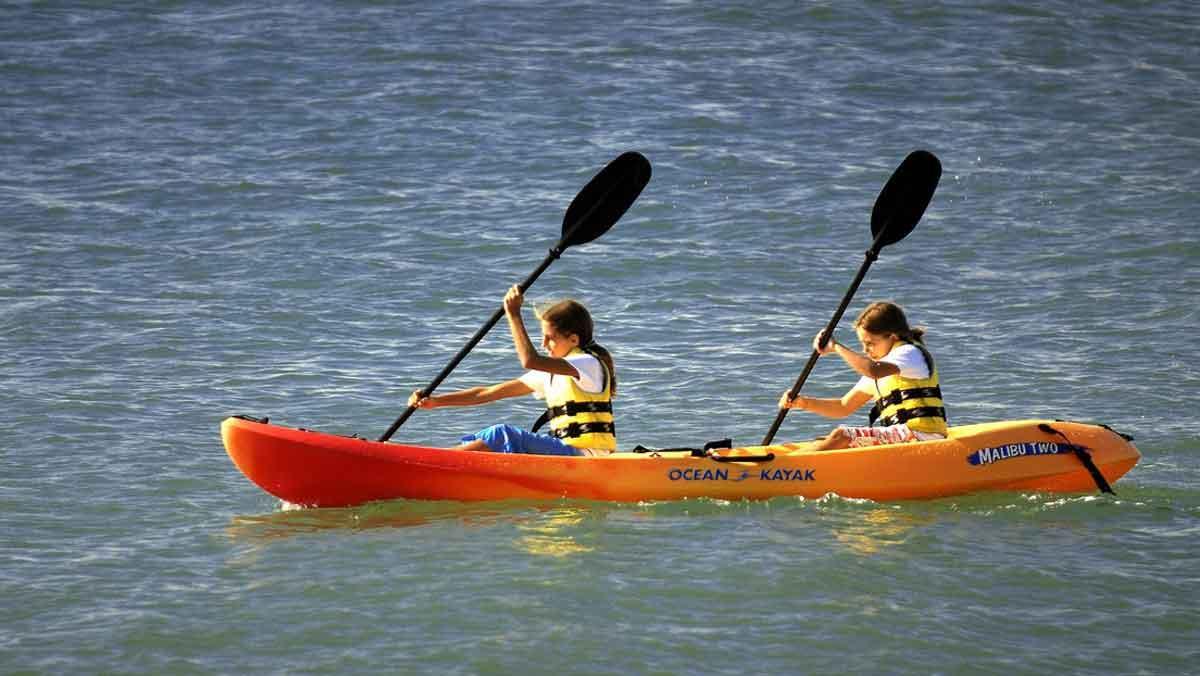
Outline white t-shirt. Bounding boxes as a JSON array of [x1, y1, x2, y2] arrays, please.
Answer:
[[518, 352, 606, 399], [853, 343, 931, 396]]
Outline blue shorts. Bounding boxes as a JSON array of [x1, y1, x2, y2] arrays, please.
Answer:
[[461, 424, 584, 456]]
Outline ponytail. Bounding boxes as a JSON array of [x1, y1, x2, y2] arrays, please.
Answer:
[[582, 342, 617, 397]]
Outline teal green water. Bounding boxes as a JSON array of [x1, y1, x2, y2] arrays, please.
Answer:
[[3, 2, 1198, 673]]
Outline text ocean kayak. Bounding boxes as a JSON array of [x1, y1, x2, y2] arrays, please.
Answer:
[[221, 416, 1139, 507]]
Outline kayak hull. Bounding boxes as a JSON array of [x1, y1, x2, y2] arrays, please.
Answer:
[[221, 417, 1140, 508]]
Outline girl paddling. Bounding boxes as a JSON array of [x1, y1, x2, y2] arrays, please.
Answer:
[[779, 301, 947, 451], [409, 285, 616, 456]]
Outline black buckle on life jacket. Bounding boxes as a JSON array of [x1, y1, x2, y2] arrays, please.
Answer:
[[868, 386, 943, 424], [874, 406, 947, 427], [549, 421, 617, 439], [550, 401, 613, 417], [531, 401, 614, 433]]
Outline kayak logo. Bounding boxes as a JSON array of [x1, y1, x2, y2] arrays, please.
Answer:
[[668, 468, 731, 481], [758, 468, 816, 481], [968, 441, 1070, 466], [667, 467, 815, 482]]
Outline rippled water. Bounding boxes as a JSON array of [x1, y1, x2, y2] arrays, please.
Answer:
[[3, 2, 1198, 673]]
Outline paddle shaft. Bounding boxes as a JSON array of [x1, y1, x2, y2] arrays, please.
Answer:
[[760, 230, 888, 446]]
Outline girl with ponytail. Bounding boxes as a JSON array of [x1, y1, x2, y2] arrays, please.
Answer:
[[779, 301, 948, 451], [409, 285, 617, 456]]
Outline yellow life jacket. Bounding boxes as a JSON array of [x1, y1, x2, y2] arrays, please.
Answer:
[[867, 341, 948, 435], [533, 347, 616, 451]]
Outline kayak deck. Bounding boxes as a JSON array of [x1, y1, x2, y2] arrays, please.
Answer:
[[222, 416, 1140, 508]]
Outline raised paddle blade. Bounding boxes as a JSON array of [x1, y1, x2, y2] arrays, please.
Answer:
[[559, 151, 652, 249], [759, 149, 941, 446], [870, 150, 941, 250]]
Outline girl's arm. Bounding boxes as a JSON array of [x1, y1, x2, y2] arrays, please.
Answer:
[[780, 388, 873, 419], [814, 331, 899, 380], [504, 285, 579, 378], [409, 378, 533, 409]]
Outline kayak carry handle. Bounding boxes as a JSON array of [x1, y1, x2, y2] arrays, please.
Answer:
[[709, 452, 775, 463]]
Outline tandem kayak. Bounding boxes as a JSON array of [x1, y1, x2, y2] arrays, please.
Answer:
[[221, 416, 1139, 508]]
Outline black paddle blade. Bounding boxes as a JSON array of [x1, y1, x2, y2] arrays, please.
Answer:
[[870, 150, 941, 250], [559, 151, 652, 249]]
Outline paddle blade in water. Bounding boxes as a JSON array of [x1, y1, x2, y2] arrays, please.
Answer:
[[870, 150, 941, 249], [560, 151, 652, 249]]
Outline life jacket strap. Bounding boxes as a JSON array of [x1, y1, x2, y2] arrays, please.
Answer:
[[874, 406, 948, 427], [868, 386, 944, 424], [875, 386, 943, 410], [547, 400, 613, 418], [531, 409, 552, 433], [548, 421, 616, 439], [530, 401, 614, 433]]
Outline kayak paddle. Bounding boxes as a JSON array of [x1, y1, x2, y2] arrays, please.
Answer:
[[379, 151, 653, 442], [761, 150, 941, 445]]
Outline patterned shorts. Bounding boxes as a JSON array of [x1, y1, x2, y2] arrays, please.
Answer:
[[836, 423, 945, 448]]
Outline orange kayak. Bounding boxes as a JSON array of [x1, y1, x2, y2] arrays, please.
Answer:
[[221, 416, 1139, 508]]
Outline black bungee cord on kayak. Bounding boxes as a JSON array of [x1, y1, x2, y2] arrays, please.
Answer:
[[1038, 422, 1115, 495], [629, 438, 775, 462]]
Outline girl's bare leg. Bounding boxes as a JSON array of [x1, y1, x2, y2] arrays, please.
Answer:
[[810, 428, 853, 451]]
